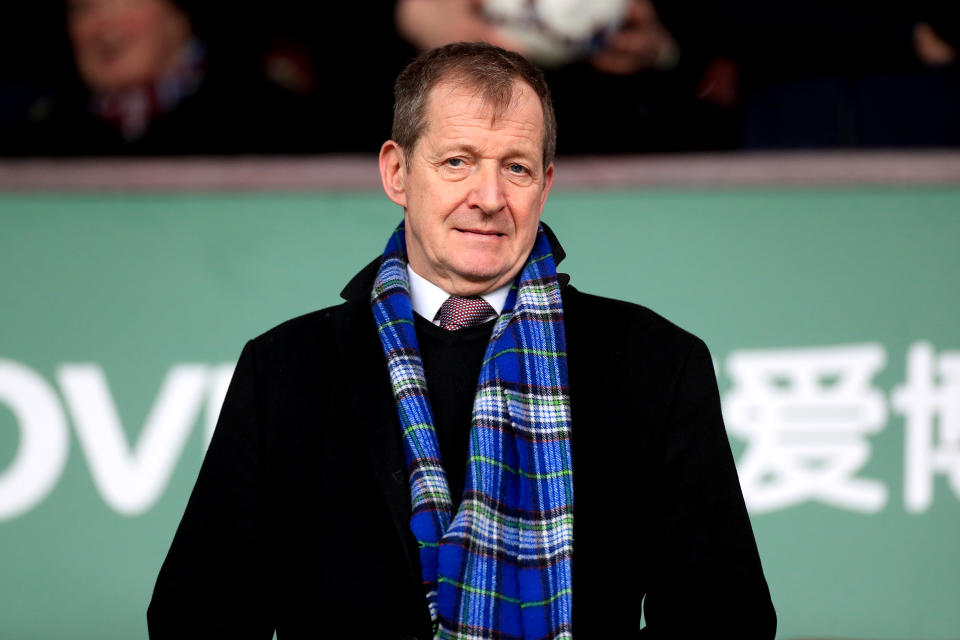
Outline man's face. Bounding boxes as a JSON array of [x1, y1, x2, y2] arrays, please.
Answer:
[[67, 0, 191, 92], [380, 78, 554, 296]]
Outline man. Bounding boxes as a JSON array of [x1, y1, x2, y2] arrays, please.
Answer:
[[148, 43, 776, 639], [3, 0, 312, 155], [52, 0, 207, 149]]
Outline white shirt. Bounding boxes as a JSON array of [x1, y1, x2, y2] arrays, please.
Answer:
[[406, 265, 511, 326]]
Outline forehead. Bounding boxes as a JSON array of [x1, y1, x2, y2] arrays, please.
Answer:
[[421, 78, 545, 154]]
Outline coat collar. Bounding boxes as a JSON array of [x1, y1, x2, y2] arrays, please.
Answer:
[[339, 221, 569, 303]]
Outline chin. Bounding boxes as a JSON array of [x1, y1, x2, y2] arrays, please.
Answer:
[[456, 268, 503, 285], [451, 256, 506, 281], [451, 267, 514, 295], [85, 68, 143, 92]]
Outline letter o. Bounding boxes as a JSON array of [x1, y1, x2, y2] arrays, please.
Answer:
[[0, 359, 69, 520]]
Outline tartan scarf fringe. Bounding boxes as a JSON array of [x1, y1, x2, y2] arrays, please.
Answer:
[[372, 222, 574, 639]]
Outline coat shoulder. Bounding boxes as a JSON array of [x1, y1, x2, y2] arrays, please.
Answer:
[[249, 299, 363, 352], [236, 300, 376, 386], [563, 285, 708, 361]]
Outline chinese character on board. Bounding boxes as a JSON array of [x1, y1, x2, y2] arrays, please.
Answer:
[[892, 342, 960, 513], [724, 344, 888, 513]]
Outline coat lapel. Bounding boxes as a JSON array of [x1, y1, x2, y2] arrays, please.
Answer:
[[337, 258, 424, 596]]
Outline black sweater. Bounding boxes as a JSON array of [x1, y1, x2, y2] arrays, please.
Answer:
[[414, 313, 494, 509]]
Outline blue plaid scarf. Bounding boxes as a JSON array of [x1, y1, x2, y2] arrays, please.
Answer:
[[372, 222, 574, 640]]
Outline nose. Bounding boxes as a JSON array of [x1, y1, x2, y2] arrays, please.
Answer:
[[466, 162, 506, 215]]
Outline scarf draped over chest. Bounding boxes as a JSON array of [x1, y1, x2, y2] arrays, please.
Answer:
[[371, 222, 574, 640]]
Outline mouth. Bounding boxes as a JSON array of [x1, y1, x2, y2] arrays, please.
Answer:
[[95, 38, 128, 63], [455, 228, 505, 238]]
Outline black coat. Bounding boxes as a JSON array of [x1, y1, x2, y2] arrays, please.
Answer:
[[148, 236, 776, 639]]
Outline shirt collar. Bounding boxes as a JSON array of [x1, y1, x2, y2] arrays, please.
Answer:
[[407, 265, 511, 325]]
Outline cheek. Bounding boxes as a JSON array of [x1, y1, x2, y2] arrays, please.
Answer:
[[125, 4, 164, 36], [68, 19, 98, 53], [121, 13, 166, 62], [421, 211, 451, 254], [413, 194, 455, 236], [512, 195, 545, 233], [405, 208, 440, 258]]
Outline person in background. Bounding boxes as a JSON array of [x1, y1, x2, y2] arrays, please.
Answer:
[[394, 0, 739, 153], [68, 0, 201, 143], [3, 0, 311, 155], [396, 0, 678, 76]]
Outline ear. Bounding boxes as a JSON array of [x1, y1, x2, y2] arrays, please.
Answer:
[[379, 140, 407, 208], [538, 162, 555, 213]]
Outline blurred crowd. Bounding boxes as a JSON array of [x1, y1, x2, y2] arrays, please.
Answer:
[[1, 0, 957, 156]]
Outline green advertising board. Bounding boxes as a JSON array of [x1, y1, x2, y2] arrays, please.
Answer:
[[1, 186, 958, 638]]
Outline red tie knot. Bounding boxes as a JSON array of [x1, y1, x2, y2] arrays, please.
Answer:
[[436, 296, 496, 330]]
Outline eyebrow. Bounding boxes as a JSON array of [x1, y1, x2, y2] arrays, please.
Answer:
[[435, 143, 539, 163]]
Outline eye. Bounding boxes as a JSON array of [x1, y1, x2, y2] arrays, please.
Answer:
[[508, 163, 529, 175], [445, 157, 466, 168]]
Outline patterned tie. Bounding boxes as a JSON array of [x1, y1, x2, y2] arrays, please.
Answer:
[[435, 296, 497, 330]]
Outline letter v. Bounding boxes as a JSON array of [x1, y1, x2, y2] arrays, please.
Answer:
[[57, 364, 209, 516]]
